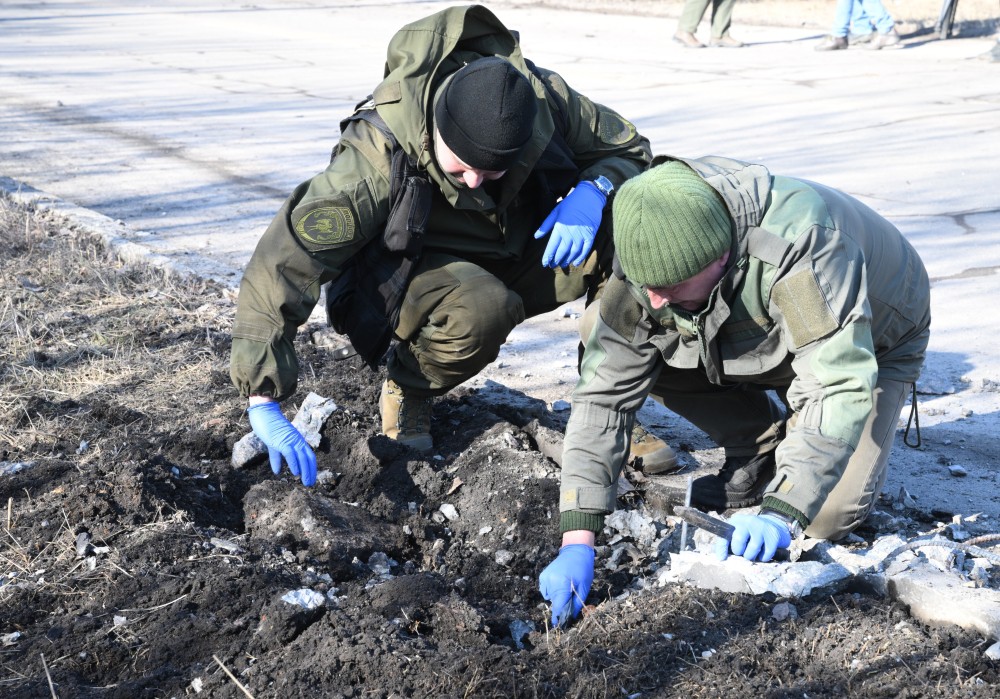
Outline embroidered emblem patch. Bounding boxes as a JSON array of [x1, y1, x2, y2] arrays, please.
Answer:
[[295, 207, 355, 246]]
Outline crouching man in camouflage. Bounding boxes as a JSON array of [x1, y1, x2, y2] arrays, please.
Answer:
[[228, 5, 658, 487], [539, 156, 930, 627]]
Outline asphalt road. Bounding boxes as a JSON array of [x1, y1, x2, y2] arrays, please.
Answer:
[[2, 0, 997, 282]]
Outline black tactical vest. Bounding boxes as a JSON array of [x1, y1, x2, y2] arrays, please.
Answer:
[[323, 101, 432, 368]]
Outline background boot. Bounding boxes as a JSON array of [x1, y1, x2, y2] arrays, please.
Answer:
[[673, 31, 704, 48], [866, 28, 902, 50], [380, 379, 434, 453], [815, 35, 848, 51], [629, 423, 680, 475], [690, 451, 776, 511]]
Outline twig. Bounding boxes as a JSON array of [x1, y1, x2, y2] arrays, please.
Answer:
[[6, 497, 11, 530], [119, 593, 188, 613], [40, 653, 57, 698], [213, 654, 255, 699], [104, 559, 135, 579]]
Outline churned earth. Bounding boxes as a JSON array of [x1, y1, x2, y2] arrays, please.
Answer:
[[3, 189, 1000, 697]]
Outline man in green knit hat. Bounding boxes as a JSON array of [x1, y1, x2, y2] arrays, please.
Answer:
[[539, 156, 931, 627]]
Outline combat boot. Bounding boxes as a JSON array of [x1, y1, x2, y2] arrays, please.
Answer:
[[690, 450, 776, 511], [629, 423, 680, 475], [380, 379, 434, 453]]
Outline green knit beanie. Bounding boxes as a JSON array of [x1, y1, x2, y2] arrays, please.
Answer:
[[613, 161, 732, 287]]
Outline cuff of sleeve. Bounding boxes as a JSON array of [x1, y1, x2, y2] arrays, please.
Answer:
[[560, 511, 605, 535], [761, 496, 809, 529]]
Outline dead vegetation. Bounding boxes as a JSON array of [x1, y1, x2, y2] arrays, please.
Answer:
[[0, 196, 238, 460]]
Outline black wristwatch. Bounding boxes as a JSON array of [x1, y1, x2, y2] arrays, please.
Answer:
[[592, 175, 614, 199], [761, 508, 804, 538]]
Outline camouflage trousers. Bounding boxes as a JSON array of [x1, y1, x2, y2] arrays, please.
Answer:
[[386, 224, 613, 397]]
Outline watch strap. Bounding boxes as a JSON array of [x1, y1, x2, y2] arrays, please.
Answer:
[[761, 508, 804, 538], [592, 175, 614, 198]]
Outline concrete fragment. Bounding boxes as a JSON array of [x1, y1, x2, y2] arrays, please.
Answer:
[[969, 558, 992, 583], [495, 550, 515, 566], [368, 552, 395, 576], [887, 559, 1000, 640], [509, 619, 535, 649], [231, 392, 337, 467], [0, 461, 35, 476], [822, 533, 909, 574], [665, 550, 853, 597], [985, 641, 1000, 660], [605, 509, 659, 548], [291, 392, 338, 447], [948, 464, 968, 477], [75, 532, 92, 557], [231, 431, 267, 468], [439, 504, 459, 521], [772, 602, 798, 621], [281, 589, 325, 610]]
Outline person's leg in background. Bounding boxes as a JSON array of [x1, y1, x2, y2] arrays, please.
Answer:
[[674, 0, 710, 48], [850, 1, 875, 43], [859, 0, 902, 48], [708, 0, 744, 47], [816, 0, 857, 51]]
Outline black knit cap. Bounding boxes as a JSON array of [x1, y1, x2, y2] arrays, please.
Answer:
[[434, 57, 537, 171]]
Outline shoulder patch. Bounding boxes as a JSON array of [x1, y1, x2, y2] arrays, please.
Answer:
[[597, 111, 637, 146], [294, 206, 356, 246], [772, 266, 839, 349]]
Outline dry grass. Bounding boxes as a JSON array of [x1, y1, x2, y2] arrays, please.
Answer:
[[0, 195, 236, 456]]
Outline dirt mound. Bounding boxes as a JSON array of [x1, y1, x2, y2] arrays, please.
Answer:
[[2, 197, 997, 697]]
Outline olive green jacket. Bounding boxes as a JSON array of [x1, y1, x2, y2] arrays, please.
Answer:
[[560, 155, 931, 532], [230, 4, 651, 400]]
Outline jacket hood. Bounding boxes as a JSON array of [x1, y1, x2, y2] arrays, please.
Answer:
[[371, 5, 556, 208]]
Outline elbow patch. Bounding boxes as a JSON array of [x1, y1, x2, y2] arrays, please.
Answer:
[[599, 276, 643, 339], [772, 267, 839, 349]]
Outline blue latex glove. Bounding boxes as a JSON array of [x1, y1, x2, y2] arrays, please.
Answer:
[[534, 181, 607, 268], [538, 544, 595, 628], [714, 513, 791, 562], [247, 402, 317, 487]]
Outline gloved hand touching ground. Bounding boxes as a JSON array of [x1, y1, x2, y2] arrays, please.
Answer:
[[538, 544, 595, 628], [248, 401, 317, 487], [534, 181, 606, 268], [714, 513, 791, 562]]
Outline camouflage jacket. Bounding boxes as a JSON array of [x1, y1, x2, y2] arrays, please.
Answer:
[[230, 4, 651, 400], [559, 155, 931, 532]]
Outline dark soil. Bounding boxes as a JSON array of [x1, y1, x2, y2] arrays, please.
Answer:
[[2, 197, 998, 698]]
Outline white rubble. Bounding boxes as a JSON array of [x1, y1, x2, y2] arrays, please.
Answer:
[[231, 391, 337, 467], [281, 589, 326, 610]]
